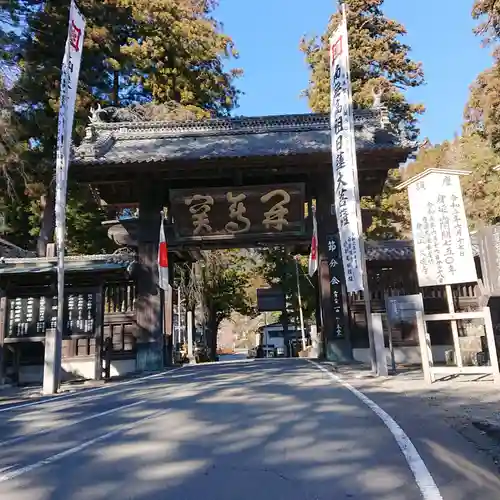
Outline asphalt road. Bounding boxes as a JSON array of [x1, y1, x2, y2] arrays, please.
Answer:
[[0, 359, 499, 499]]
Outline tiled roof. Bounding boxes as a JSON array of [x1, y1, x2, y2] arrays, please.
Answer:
[[365, 237, 480, 261], [365, 240, 414, 261], [0, 251, 136, 275], [0, 237, 35, 259], [73, 109, 413, 166]]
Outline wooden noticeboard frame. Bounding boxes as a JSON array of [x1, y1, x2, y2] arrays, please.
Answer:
[[397, 169, 500, 384]]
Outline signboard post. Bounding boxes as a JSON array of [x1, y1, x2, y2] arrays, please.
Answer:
[[397, 168, 500, 384]]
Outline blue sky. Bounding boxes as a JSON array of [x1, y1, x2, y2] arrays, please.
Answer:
[[215, 0, 492, 144]]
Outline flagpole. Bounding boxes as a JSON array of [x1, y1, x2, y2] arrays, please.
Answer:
[[43, 1, 85, 395], [294, 256, 307, 351], [339, 0, 377, 373]]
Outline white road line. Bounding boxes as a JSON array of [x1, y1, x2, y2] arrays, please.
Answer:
[[0, 407, 168, 483], [307, 360, 443, 500], [0, 367, 183, 414], [0, 400, 145, 447]]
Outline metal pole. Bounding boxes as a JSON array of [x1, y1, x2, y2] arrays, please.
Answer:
[[341, 1, 377, 372], [295, 257, 307, 351], [177, 286, 181, 346], [43, 191, 64, 396]]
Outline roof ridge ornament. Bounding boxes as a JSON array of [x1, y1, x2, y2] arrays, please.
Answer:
[[89, 103, 105, 123], [371, 86, 383, 109]]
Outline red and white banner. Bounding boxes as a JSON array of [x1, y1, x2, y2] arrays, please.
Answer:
[[54, 0, 85, 259], [330, 13, 364, 292], [308, 207, 318, 277], [158, 216, 169, 290]]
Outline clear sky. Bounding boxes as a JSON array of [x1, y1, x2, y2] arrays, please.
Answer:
[[215, 0, 492, 144]]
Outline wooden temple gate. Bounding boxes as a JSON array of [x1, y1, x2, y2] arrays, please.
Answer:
[[0, 105, 489, 383]]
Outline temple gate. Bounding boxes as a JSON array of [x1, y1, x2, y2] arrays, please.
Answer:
[[71, 103, 411, 367]]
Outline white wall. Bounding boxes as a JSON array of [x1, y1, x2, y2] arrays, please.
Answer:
[[18, 358, 137, 384]]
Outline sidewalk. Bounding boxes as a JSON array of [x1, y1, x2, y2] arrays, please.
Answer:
[[324, 362, 500, 466]]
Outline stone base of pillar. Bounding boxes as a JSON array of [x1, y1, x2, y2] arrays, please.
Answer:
[[325, 338, 354, 363], [135, 342, 164, 372]]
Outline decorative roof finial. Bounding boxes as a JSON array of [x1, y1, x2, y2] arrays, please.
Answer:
[[89, 103, 105, 123], [372, 86, 383, 108]]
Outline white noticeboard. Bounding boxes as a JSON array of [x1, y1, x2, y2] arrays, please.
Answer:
[[408, 171, 477, 287]]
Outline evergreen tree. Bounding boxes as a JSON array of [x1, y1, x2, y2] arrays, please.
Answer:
[[0, 0, 241, 255], [258, 247, 316, 323], [300, 0, 424, 241], [300, 0, 424, 139], [177, 250, 254, 360]]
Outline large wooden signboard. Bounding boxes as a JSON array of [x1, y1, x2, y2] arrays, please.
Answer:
[[5, 289, 97, 340], [406, 171, 477, 287], [169, 183, 306, 242]]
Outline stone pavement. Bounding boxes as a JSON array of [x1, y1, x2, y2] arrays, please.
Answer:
[[325, 363, 500, 468]]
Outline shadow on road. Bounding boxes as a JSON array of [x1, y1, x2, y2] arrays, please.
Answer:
[[0, 360, 498, 499]]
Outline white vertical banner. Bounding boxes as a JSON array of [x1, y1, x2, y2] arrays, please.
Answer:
[[46, 0, 85, 393], [329, 15, 364, 292], [55, 0, 85, 257]]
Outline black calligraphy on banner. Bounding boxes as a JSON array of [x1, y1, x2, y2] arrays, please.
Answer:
[[329, 24, 363, 293], [326, 234, 347, 339]]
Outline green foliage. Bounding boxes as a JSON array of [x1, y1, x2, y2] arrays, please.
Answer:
[[200, 251, 254, 326], [299, 0, 424, 240], [176, 250, 255, 358], [257, 247, 316, 323], [403, 134, 500, 230], [300, 0, 424, 140], [0, 0, 241, 254], [361, 169, 410, 239]]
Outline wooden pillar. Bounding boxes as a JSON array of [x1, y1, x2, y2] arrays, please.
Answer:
[[315, 176, 353, 362], [94, 283, 103, 381], [136, 179, 164, 371]]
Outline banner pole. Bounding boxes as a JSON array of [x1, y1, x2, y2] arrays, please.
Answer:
[[339, 1, 377, 372], [43, 1, 85, 395]]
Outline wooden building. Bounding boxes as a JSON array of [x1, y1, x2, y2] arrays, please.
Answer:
[[0, 105, 485, 383]]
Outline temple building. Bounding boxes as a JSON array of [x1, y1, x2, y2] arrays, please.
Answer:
[[0, 104, 479, 384]]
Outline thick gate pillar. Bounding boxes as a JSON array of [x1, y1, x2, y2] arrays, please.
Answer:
[[136, 179, 164, 371], [315, 176, 353, 362]]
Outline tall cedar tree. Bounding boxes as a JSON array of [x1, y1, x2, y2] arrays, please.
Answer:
[[464, 1, 500, 152], [408, 0, 500, 230], [300, 0, 424, 240], [2, 0, 240, 255], [177, 251, 253, 360], [404, 134, 500, 230], [258, 248, 317, 324], [300, 0, 424, 139]]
